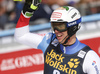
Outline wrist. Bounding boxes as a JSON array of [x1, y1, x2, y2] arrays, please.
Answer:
[[16, 13, 30, 28], [22, 3, 34, 17], [22, 10, 34, 18]]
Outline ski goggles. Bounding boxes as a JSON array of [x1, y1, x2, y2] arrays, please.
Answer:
[[51, 22, 67, 32], [51, 18, 81, 32]]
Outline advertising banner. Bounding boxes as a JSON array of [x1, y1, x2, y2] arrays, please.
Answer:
[[0, 49, 44, 74]]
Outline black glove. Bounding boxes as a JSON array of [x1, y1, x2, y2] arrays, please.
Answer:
[[23, 0, 41, 17]]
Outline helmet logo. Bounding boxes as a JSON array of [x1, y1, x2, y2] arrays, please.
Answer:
[[63, 6, 69, 11], [68, 21, 77, 27], [71, 12, 77, 18], [51, 12, 62, 18], [67, 18, 81, 27]]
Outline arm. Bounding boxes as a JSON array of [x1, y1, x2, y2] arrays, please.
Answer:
[[83, 50, 100, 74], [14, 13, 44, 48], [14, 0, 44, 49]]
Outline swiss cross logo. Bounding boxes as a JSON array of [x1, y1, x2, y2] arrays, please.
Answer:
[[51, 12, 62, 18]]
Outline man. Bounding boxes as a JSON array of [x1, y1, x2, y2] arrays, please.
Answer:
[[14, 0, 100, 74]]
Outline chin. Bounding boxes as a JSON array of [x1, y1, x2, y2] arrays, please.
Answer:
[[58, 40, 63, 44]]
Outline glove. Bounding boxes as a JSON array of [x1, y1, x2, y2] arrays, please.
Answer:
[[23, 0, 41, 17]]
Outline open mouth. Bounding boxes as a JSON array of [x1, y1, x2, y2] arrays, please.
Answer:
[[56, 34, 63, 40]]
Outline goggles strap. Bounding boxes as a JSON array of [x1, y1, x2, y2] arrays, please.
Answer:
[[62, 36, 70, 45], [60, 35, 69, 44]]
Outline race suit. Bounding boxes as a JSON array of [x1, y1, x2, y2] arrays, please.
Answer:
[[14, 13, 100, 74]]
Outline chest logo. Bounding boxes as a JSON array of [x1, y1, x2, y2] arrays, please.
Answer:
[[68, 58, 80, 69], [45, 49, 81, 74]]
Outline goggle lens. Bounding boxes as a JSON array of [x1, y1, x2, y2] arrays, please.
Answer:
[[51, 22, 67, 32]]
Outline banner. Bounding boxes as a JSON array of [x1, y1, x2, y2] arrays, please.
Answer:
[[0, 49, 44, 74]]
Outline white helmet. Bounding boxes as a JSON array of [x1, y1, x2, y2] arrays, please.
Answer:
[[50, 6, 81, 22], [50, 6, 81, 44]]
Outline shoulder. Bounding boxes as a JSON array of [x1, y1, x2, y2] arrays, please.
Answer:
[[44, 32, 56, 41], [39, 32, 56, 45], [86, 50, 99, 58], [37, 32, 56, 53], [83, 50, 100, 73], [85, 50, 100, 62], [84, 50, 100, 63]]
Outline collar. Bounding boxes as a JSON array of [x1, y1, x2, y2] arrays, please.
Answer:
[[60, 38, 86, 54]]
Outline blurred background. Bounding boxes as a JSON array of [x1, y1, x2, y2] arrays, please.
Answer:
[[0, 0, 100, 30], [0, 0, 100, 74]]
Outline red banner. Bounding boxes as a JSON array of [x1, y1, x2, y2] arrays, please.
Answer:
[[80, 37, 100, 57], [0, 49, 44, 74]]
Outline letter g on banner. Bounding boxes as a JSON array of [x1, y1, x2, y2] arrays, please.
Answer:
[[53, 70, 60, 74]]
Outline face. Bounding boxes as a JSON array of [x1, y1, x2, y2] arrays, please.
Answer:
[[51, 22, 69, 44], [55, 29, 68, 44]]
